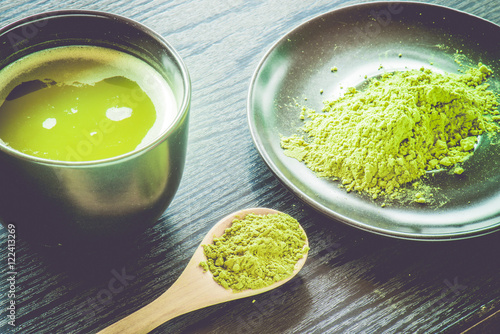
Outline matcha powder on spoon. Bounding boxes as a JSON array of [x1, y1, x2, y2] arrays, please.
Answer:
[[200, 212, 308, 292], [281, 64, 500, 199]]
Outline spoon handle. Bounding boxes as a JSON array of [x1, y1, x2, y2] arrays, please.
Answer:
[[97, 244, 235, 334], [97, 273, 200, 333]]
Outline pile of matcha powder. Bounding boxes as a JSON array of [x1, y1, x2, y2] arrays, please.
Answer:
[[199, 212, 308, 292], [281, 64, 500, 199]]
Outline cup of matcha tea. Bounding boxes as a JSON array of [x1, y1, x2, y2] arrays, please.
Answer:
[[0, 11, 190, 247]]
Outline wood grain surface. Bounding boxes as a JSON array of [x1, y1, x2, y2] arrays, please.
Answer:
[[1, 0, 500, 333]]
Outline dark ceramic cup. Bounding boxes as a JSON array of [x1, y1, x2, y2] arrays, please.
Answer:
[[0, 11, 190, 247]]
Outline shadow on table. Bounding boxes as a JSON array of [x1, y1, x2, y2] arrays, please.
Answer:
[[20, 226, 152, 282], [304, 210, 500, 332], [13, 213, 191, 334], [304, 205, 500, 278]]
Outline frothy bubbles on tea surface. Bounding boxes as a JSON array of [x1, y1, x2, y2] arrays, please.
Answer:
[[0, 45, 178, 162]]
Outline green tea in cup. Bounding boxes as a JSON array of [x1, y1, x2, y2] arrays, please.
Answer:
[[0, 45, 177, 162]]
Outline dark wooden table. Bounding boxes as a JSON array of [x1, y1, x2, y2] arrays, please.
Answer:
[[1, 0, 500, 333]]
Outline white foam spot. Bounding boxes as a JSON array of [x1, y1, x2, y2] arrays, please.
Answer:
[[71, 108, 78, 113], [43, 118, 57, 129], [106, 107, 133, 122]]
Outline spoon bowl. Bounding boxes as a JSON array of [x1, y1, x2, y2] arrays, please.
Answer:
[[97, 208, 309, 334]]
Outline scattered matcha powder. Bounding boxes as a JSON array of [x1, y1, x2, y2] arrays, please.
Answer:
[[200, 213, 309, 292], [280, 64, 500, 199]]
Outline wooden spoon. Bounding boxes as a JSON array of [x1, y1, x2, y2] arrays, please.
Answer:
[[97, 207, 309, 334]]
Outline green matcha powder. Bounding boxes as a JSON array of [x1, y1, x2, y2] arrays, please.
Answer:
[[281, 64, 500, 200], [200, 213, 308, 292]]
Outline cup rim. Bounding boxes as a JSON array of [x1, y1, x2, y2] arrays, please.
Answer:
[[0, 9, 191, 166]]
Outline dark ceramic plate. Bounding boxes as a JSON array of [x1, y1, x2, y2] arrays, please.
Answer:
[[247, 1, 500, 240]]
